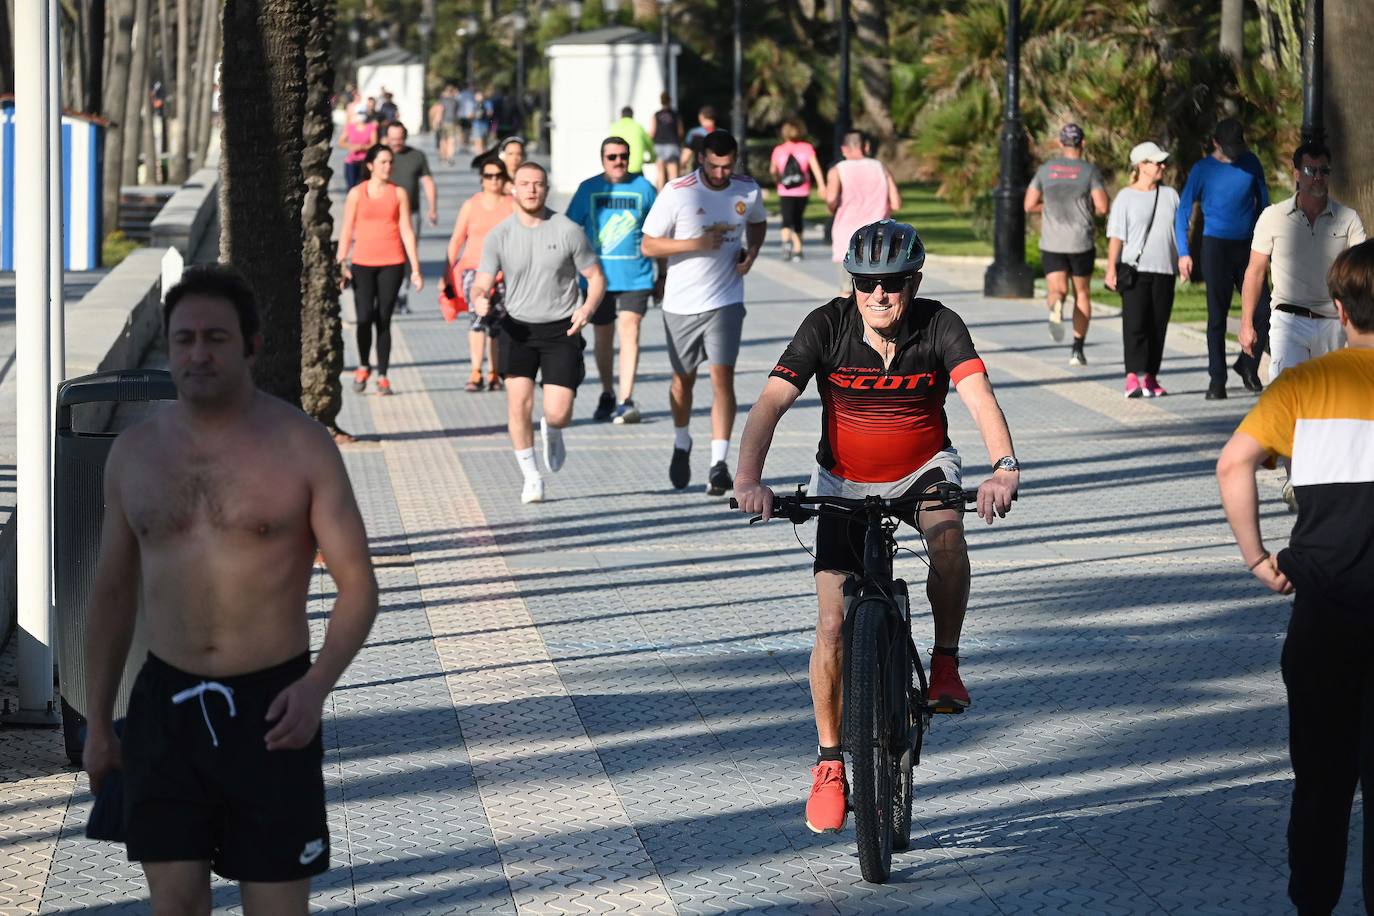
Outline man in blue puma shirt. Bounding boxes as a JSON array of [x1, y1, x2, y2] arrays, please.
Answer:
[[567, 136, 660, 424], [1175, 118, 1271, 399]]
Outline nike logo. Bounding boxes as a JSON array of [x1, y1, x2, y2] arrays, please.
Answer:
[[299, 838, 326, 865]]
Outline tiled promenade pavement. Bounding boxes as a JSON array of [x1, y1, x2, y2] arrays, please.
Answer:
[[2, 140, 1363, 912]]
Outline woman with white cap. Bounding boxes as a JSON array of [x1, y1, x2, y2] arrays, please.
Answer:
[[1105, 141, 1181, 398]]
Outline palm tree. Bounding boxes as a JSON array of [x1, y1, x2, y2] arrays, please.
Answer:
[[1327, 0, 1374, 220], [300, 0, 349, 439], [101, 0, 135, 245], [219, 0, 311, 404]]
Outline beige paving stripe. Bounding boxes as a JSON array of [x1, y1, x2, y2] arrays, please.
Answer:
[[366, 329, 677, 915]]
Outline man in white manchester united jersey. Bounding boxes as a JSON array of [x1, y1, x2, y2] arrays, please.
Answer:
[[642, 130, 768, 495]]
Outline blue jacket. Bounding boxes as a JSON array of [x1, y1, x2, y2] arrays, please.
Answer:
[[1174, 152, 1269, 258]]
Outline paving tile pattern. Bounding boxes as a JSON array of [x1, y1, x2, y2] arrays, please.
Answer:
[[2, 140, 1364, 913]]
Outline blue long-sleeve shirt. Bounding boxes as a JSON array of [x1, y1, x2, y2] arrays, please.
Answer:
[[1174, 152, 1269, 258]]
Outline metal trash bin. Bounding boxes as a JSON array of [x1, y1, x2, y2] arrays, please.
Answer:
[[55, 369, 177, 765]]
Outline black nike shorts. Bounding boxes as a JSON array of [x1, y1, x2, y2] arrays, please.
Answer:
[[122, 652, 329, 882]]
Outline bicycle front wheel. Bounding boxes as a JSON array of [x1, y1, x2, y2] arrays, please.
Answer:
[[846, 599, 894, 883]]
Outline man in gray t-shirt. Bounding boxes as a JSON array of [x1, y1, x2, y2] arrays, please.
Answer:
[[1025, 123, 1109, 364], [472, 161, 606, 505], [384, 122, 437, 313]]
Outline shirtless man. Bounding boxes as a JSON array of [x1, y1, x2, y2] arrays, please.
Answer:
[[82, 265, 379, 915]]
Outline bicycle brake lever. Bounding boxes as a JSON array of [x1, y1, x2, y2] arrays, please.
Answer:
[[748, 514, 765, 525]]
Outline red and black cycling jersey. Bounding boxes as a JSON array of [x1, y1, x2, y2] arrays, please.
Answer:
[[769, 297, 986, 482]]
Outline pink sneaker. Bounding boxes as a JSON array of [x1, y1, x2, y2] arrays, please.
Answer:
[[1124, 372, 1144, 399], [1143, 373, 1167, 397]]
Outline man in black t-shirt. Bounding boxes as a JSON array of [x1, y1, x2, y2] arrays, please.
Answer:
[[734, 220, 1019, 835]]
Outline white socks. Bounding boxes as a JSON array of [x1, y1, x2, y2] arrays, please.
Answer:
[[674, 425, 692, 451], [514, 447, 540, 482], [711, 438, 730, 465]]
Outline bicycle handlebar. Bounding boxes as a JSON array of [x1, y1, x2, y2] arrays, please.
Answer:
[[728, 485, 1010, 525]]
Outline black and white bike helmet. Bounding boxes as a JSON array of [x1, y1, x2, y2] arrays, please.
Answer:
[[842, 219, 926, 276]]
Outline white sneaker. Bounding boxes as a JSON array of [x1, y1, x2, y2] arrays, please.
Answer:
[[521, 477, 546, 504], [541, 418, 566, 473], [1048, 301, 1065, 342]]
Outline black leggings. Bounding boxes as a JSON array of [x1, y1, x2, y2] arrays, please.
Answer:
[[353, 263, 405, 374], [1119, 271, 1175, 375]]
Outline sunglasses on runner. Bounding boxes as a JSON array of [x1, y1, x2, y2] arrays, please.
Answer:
[[851, 274, 912, 294], [1299, 164, 1332, 177], [604, 152, 630, 162], [481, 171, 504, 179]]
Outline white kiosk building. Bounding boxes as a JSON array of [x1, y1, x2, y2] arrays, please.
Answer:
[[356, 47, 425, 135], [546, 27, 681, 195]]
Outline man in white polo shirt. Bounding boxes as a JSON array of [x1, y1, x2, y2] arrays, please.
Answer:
[[1240, 141, 1367, 379], [642, 130, 767, 495]]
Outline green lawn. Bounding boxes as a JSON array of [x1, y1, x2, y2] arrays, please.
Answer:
[[778, 180, 1215, 324]]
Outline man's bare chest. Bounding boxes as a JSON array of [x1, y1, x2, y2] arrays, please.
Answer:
[[124, 448, 310, 543]]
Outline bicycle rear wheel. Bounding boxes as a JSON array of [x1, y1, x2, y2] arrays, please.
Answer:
[[846, 599, 893, 883]]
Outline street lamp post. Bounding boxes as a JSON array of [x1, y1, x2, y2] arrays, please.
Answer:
[[456, 19, 478, 87], [348, 19, 361, 78], [418, 11, 434, 132], [513, 10, 528, 116], [833, 0, 850, 161], [1301, 0, 1325, 145], [658, 0, 673, 107], [983, 0, 1034, 298], [732, 0, 745, 170]]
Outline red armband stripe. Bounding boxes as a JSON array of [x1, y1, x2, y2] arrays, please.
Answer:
[[950, 358, 987, 386]]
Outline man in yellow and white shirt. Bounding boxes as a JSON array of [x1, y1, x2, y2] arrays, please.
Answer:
[[1218, 238, 1374, 915]]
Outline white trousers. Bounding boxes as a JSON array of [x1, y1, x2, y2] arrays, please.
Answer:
[[1268, 309, 1345, 382]]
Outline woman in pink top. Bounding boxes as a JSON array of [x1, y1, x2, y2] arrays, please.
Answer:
[[337, 105, 378, 188], [769, 119, 828, 263], [447, 160, 515, 391], [827, 131, 903, 293]]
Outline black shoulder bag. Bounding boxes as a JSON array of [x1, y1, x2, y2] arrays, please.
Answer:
[[1116, 186, 1160, 291]]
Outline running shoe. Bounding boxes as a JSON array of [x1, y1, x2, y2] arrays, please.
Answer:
[[1069, 342, 1087, 366], [928, 654, 970, 709], [612, 399, 641, 424], [594, 391, 616, 422], [541, 418, 566, 473], [1143, 374, 1167, 397], [1124, 373, 1143, 399], [376, 377, 394, 396], [521, 477, 545, 504], [805, 760, 849, 834], [669, 445, 691, 490], [1281, 479, 1298, 513], [1048, 301, 1065, 342], [706, 461, 733, 496], [353, 367, 370, 393], [793, 247, 805, 261]]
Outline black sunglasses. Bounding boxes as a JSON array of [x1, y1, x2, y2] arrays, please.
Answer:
[[852, 274, 912, 294], [604, 152, 630, 162], [1300, 165, 1332, 177], [481, 171, 504, 179]]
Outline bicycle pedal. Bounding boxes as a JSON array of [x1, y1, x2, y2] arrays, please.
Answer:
[[926, 702, 966, 715]]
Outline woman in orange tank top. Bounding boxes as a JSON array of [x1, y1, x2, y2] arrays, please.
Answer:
[[336, 145, 422, 396], [447, 160, 514, 391]]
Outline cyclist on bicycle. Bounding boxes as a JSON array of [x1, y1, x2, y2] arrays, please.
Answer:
[[733, 219, 1019, 833]]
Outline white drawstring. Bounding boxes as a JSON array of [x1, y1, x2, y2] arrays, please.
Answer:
[[171, 681, 238, 748]]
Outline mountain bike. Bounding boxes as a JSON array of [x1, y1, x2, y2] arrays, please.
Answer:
[[731, 482, 980, 884]]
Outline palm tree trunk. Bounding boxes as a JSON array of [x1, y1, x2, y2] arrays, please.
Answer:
[[0, 0, 12, 97], [851, 0, 892, 146], [120, 0, 150, 187], [84, 0, 105, 113], [1219, 0, 1243, 64], [220, 0, 310, 405], [166, 0, 189, 181], [300, 0, 344, 432], [193, 0, 220, 167], [1327, 0, 1374, 220], [101, 0, 134, 240]]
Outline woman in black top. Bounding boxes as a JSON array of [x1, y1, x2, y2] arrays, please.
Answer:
[[651, 93, 683, 191]]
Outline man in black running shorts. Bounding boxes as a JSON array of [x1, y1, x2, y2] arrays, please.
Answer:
[[82, 265, 379, 912]]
